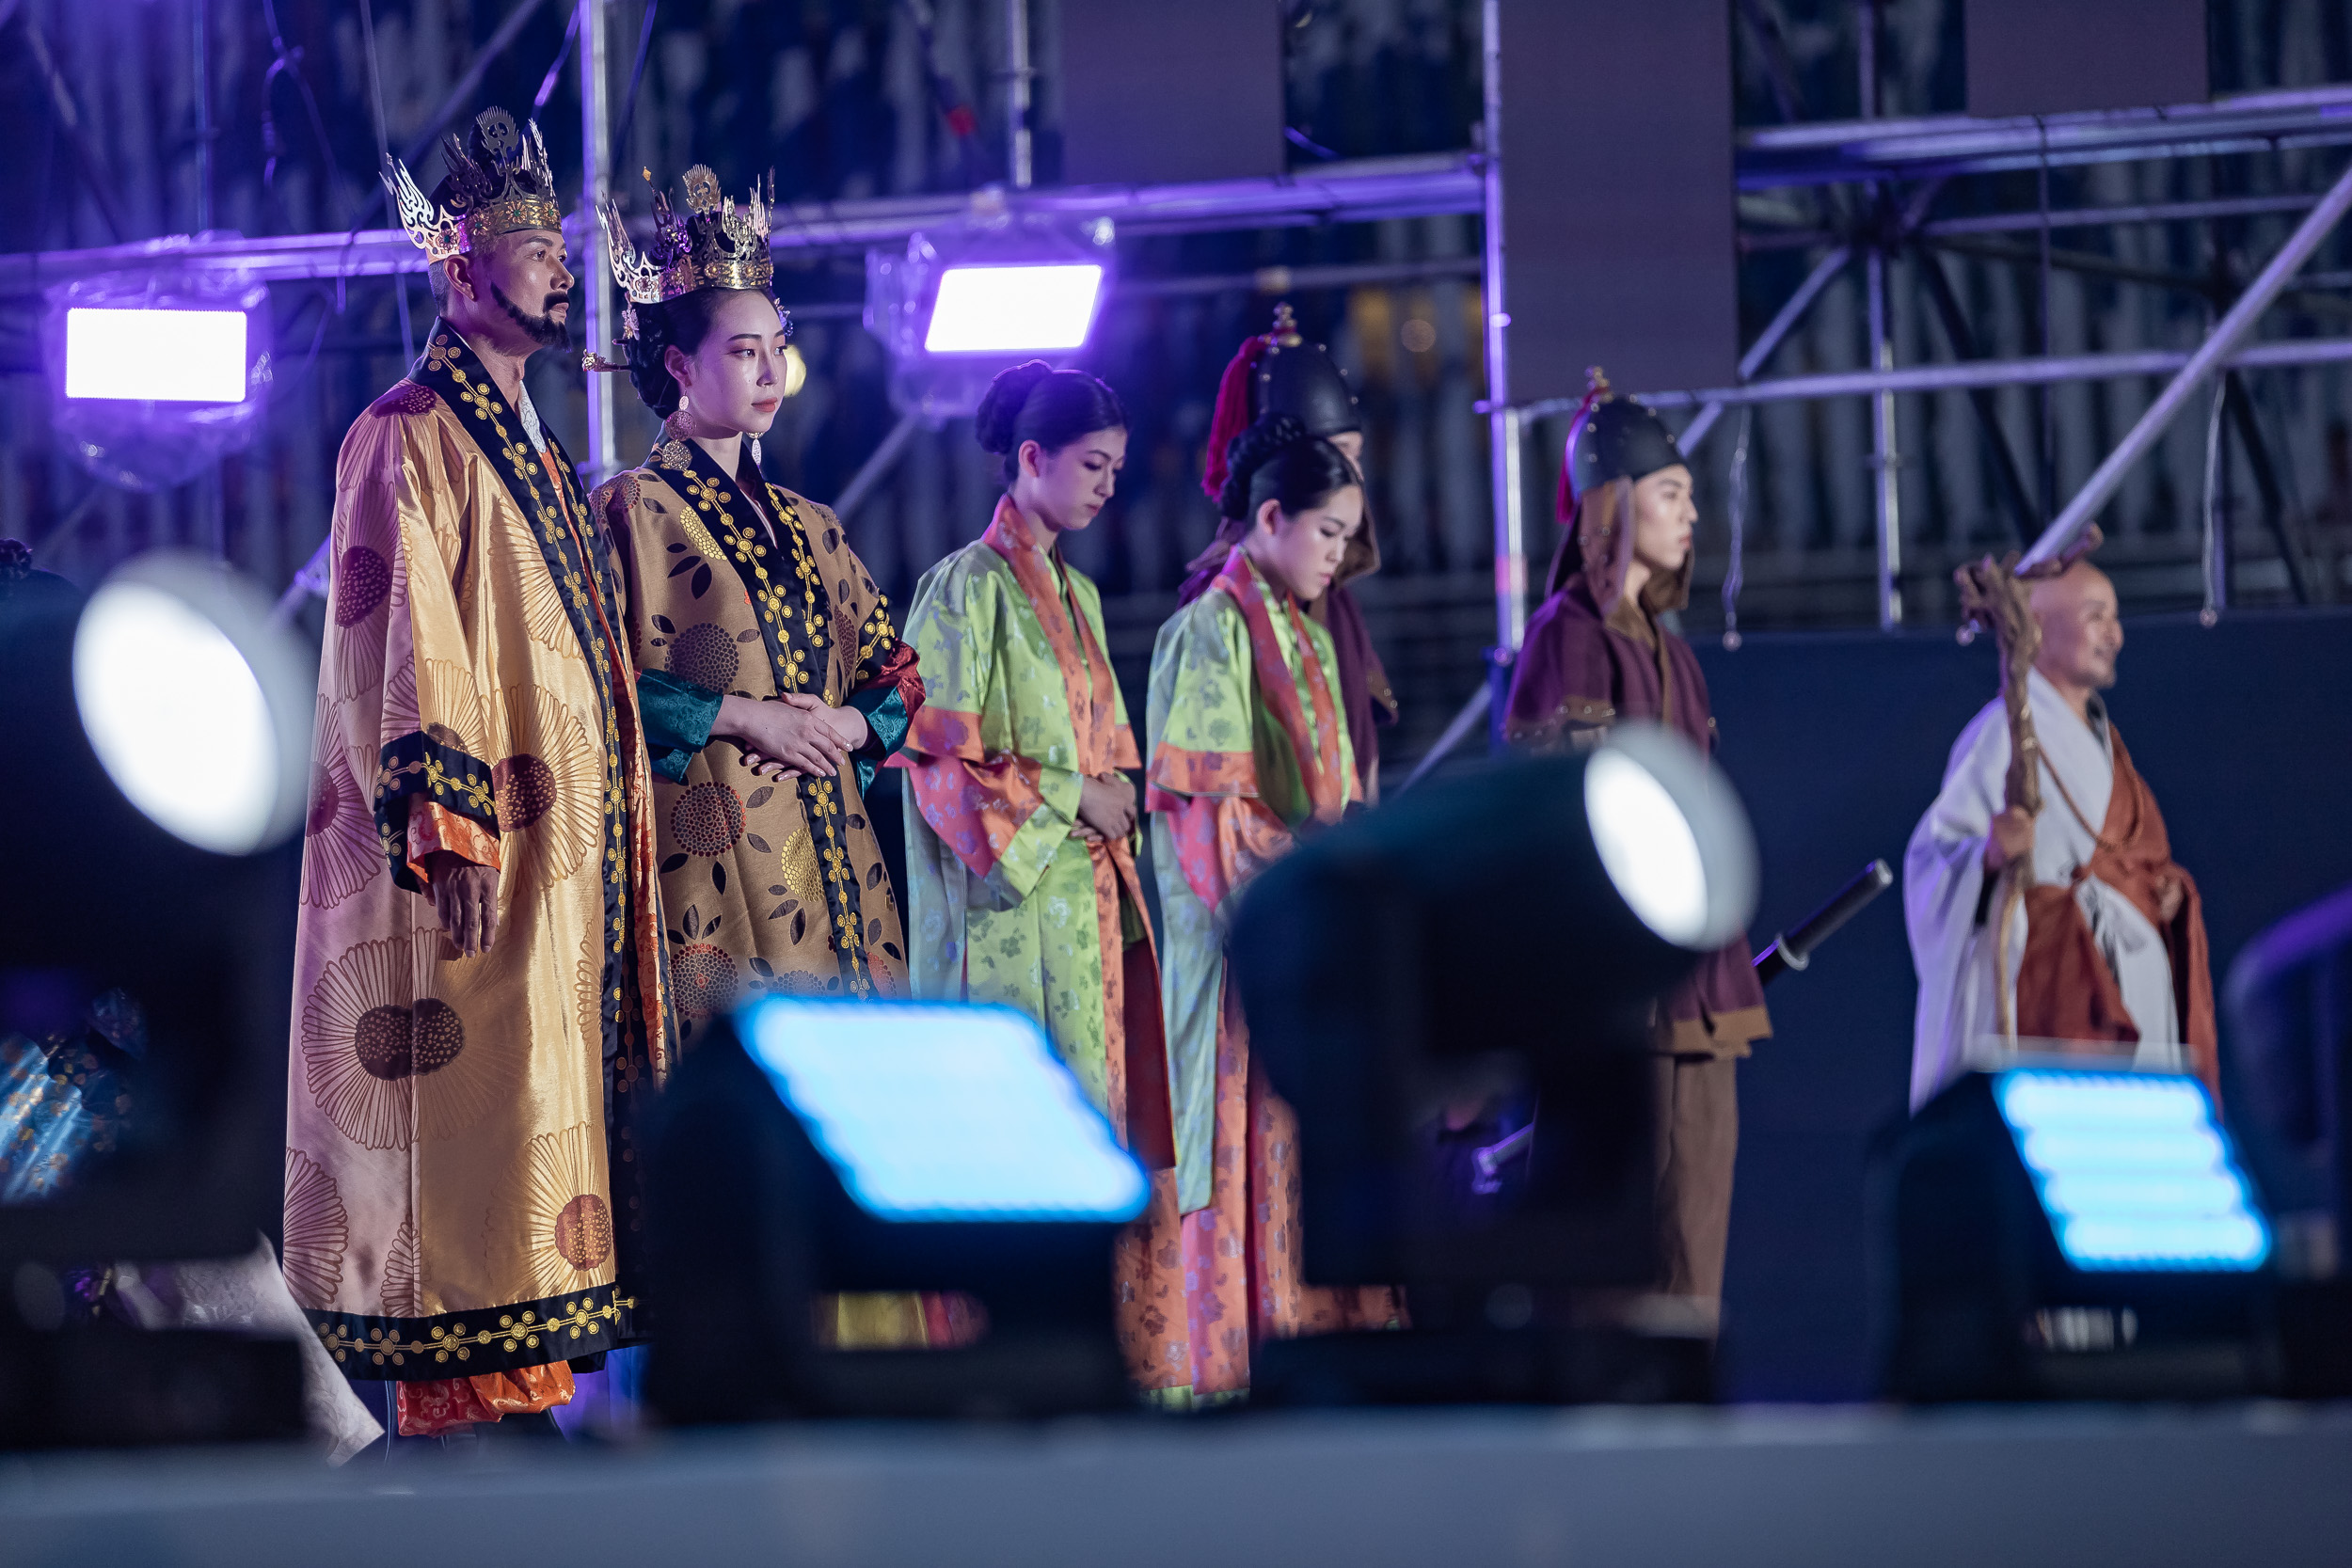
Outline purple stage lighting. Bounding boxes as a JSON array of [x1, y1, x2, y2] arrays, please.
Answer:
[[65, 308, 251, 404], [43, 274, 270, 492], [922, 263, 1105, 355], [866, 213, 1118, 416]]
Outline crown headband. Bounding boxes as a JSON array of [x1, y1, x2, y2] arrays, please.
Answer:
[[382, 108, 564, 265], [601, 166, 775, 325]]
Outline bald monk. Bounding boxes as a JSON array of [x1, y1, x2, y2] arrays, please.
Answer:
[[1903, 562, 2217, 1108]]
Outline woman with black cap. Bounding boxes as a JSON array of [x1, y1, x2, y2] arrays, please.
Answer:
[[1149, 413, 1406, 1399], [1502, 368, 1770, 1334], [1186, 304, 1398, 800]]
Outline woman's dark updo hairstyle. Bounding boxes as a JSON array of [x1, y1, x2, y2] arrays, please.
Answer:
[[622, 284, 785, 420], [975, 360, 1127, 484], [1217, 413, 1362, 524]]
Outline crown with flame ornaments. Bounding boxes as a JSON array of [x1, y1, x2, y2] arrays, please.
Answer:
[[601, 166, 776, 319], [381, 108, 564, 265]]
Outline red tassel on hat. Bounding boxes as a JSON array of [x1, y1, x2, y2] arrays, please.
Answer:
[[1556, 365, 1613, 524], [1200, 332, 1272, 503]]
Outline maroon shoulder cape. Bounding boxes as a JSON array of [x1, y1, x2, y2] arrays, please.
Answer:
[[1503, 572, 1769, 1055]]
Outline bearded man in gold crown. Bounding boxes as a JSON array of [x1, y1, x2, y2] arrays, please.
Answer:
[[284, 106, 674, 1441]]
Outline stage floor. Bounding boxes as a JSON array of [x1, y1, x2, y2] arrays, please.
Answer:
[[6, 1401, 2350, 1566]]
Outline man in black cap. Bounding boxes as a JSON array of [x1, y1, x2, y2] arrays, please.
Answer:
[[1186, 304, 1397, 798], [1502, 368, 1768, 1334]]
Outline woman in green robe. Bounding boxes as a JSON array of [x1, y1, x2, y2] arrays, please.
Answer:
[[1147, 415, 1406, 1397], [896, 360, 1189, 1395]]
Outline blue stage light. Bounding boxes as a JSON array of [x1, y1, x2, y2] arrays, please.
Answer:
[[1994, 1070, 2270, 1273], [739, 997, 1148, 1224]]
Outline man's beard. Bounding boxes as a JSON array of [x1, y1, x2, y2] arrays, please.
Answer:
[[492, 282, 571, 348]]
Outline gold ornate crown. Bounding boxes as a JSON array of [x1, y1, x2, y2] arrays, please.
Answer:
[[382, 108, 564, 265], [601, 166, 774, 326]]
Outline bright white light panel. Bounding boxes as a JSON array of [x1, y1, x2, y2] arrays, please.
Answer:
[[740, 997, 1148, 1223], [74, 579, 277, 855], [66, 308, 249, 403], [1994, 1069, 2270, 1273], [923, 264, 1104, 354]]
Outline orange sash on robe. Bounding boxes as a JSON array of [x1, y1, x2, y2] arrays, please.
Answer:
[[2014, 723, 2217, 1098]]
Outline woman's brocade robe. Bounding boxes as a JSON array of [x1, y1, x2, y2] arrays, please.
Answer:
[[896, 496, 1189, 1393], [1147, 549, 1405, 1398]]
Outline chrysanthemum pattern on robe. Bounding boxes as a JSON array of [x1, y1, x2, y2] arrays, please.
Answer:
[[300, 930, 524, 1149], [303, 696, 383, 909], [487, 682, 602, 892], [514, 500, 580, 656], [329, 515, 398, 701], [519, 1121, 615, 1300], [380, 1217, 423, 1318], [302, 936, 426, 1151], [417, 657, 489, 760], [282, 1147, 348, 1310]]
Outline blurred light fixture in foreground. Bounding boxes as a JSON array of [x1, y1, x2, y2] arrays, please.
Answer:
[[65, 309, 250, 404], [1226, 725, 1758, 1405], [1877, 1067, 2274, 1401], [647, 998, 1147, 1419], [923, 264, 1105, 355], [1997, 1070, 2269, 1272], [1583, 721, 1758, 951], [72, 553, 313, 856], [741, 998, 1146, 1222]]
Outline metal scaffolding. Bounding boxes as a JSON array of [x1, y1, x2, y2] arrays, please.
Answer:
[[8, 3, 2352, 670]]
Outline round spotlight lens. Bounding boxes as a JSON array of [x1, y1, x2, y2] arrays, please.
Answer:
[[1585, 749, 1709, 945], [71, 557, 313, 856], [1582, 722, 1760, 952]]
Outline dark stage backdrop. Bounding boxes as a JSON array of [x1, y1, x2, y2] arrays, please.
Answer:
[[1698, 608, 2352, 1402]]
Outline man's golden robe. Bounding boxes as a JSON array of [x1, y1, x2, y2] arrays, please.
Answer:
[[286, 325, 671, 1395]]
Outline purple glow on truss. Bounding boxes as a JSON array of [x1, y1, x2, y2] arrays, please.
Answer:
[[923, 264, 1104, 355], [66, 308, 249, 403]]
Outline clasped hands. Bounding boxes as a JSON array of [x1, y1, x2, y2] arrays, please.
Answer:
[[1073, 770, 1137, 845], [722, 691, 868, 782]]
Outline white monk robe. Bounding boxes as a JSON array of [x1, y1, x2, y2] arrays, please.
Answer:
[[1904, 669, 2183, 1108]]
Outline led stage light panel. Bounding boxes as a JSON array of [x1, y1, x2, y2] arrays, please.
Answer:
[[923, 264, 1104, 354], [1995, 1069, 2270, 1273], [741, 996, 1148, 1223], [66, 308, 249, 404]]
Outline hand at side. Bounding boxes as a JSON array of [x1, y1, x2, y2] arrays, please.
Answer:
[[421, 852, 501, 956]]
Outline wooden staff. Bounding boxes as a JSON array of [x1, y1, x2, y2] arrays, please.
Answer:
[[1952, 526, 2104, 1044]]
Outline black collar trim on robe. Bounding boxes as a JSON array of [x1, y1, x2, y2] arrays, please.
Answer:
[[648, 430, 874, 994], [405, 323, 616, 684], [395, 324, 644, 1061], [304, 1285, 640, 1382]]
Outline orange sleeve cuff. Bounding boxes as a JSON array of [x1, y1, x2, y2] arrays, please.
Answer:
[[406, 799, 502, 884]]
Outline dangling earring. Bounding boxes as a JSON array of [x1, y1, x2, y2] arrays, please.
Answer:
[[750, 436, 763, 467]]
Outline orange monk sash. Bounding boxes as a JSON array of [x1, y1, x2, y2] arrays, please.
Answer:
[[2015, 722, 2217, 1096]]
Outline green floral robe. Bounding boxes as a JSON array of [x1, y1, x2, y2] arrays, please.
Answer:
[[896, 494, 1189, 1391], [1147, 547, 1399, 1396]]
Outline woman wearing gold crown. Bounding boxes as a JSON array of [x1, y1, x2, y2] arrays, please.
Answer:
[[585, 166, 948, 1348], [588, 168, 920, 1019]]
